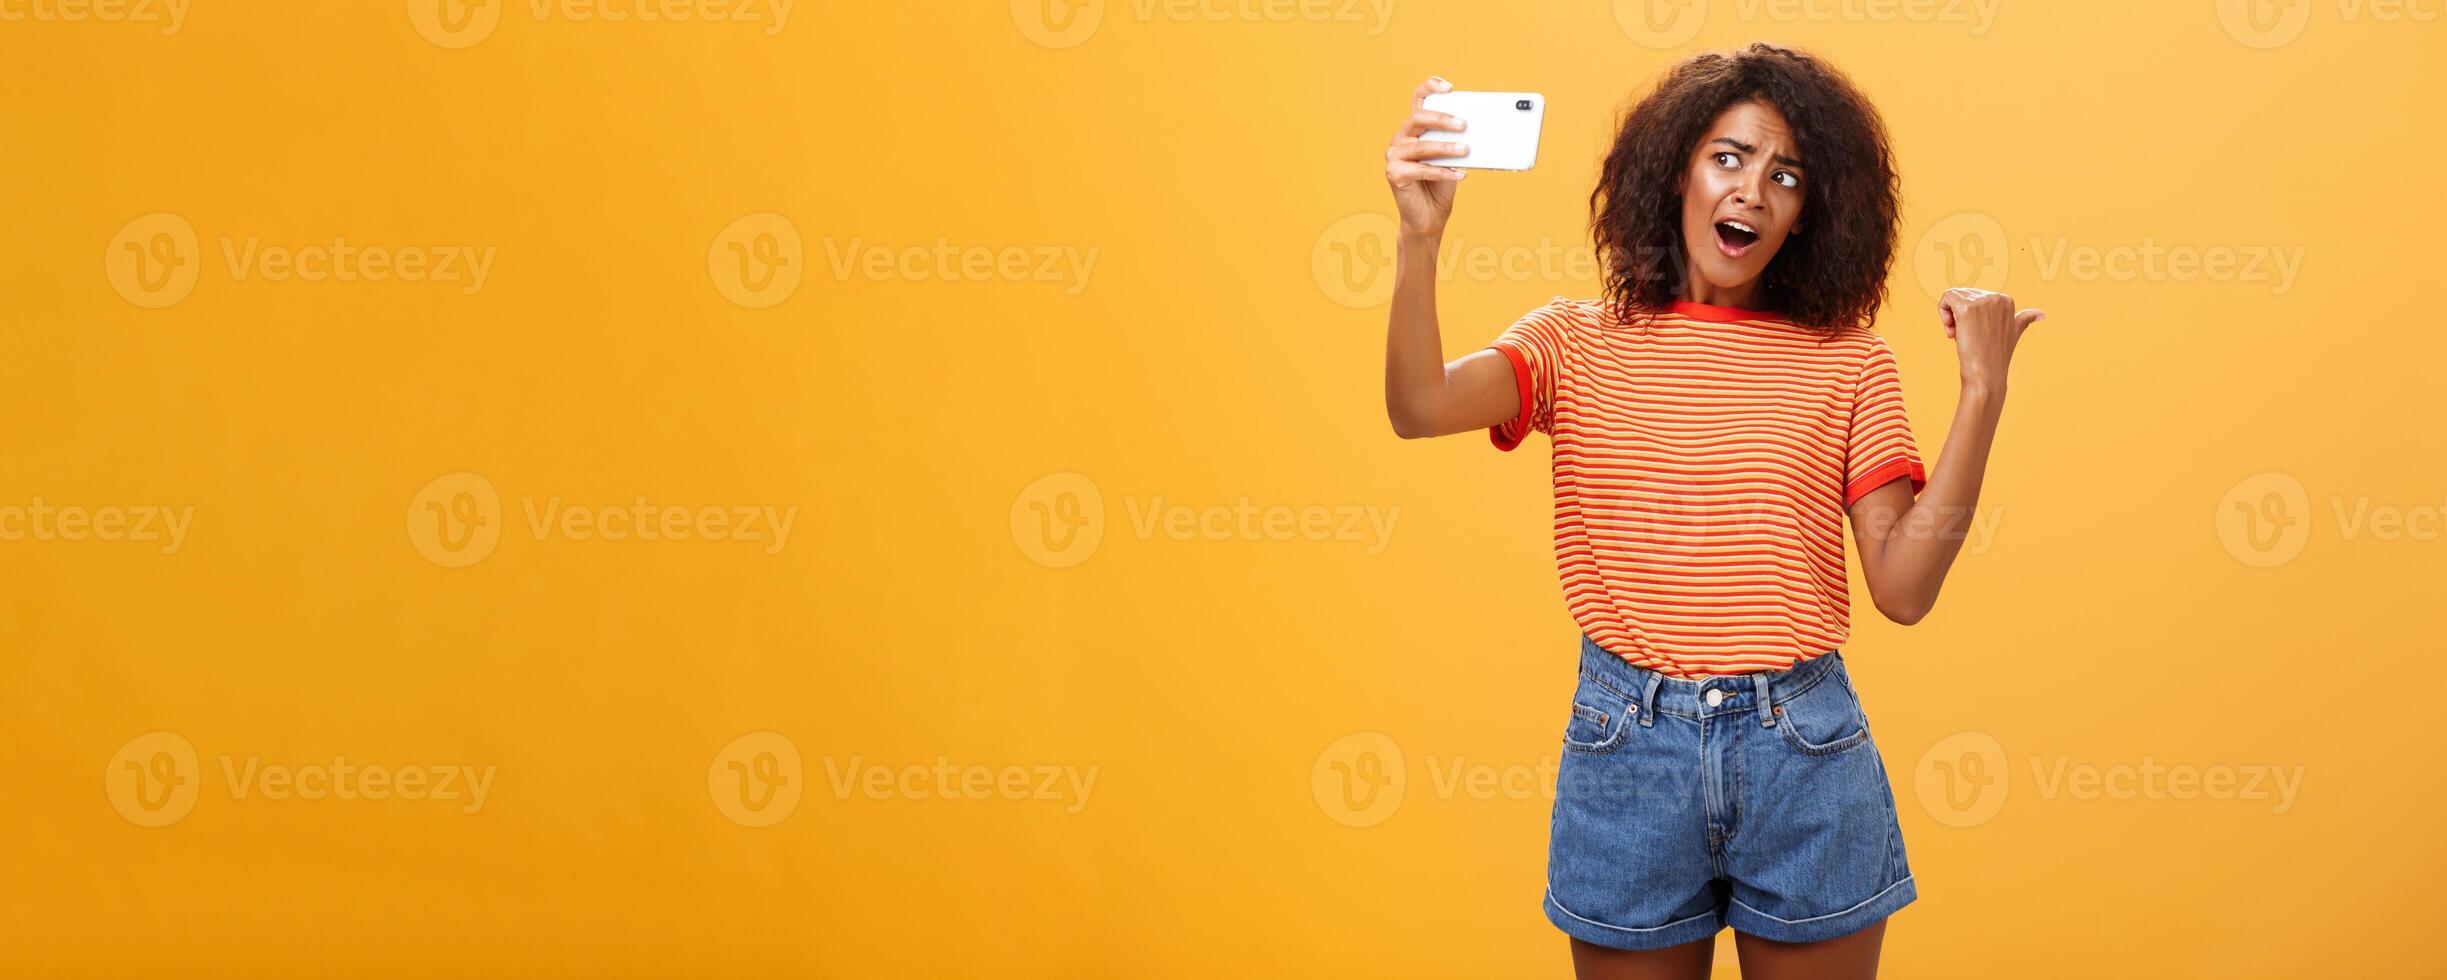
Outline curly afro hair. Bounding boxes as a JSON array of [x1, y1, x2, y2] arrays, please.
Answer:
[[1590, 42, 1900, 331]]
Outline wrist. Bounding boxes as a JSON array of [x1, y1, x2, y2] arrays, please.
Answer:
[[1399, 228, 1445, 250], [1959, 375, 2007, 406]]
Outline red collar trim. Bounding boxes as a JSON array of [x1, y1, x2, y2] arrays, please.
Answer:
[[1666, 300, 1793, 324]]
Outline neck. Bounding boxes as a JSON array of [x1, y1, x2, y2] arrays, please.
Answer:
[[1679, 272, 1764, 310]]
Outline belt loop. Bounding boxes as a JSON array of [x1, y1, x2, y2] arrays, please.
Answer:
[[1754, 671, 1776, 728], [1639, 671, 1663, 727]]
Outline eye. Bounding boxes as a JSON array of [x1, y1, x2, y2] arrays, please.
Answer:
[[1772, 170, 1800, 189], [1713, 151, 1739, 169]]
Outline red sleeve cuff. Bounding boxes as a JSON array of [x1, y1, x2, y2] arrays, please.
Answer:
[[1844, 457, 1927, 507], [1487, 343, 1535, 453]]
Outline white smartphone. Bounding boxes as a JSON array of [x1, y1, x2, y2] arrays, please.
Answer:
[[1418, 91, 1545, 171]]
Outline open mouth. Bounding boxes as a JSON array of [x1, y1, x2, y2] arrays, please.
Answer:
[[1713, 219, 1760, 257]]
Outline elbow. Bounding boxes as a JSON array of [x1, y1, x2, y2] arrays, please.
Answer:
[[1875, 594, 1933, 626], [1386, 405, 1433, 440]]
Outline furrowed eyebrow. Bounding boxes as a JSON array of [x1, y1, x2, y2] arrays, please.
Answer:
[[1709, 137, 1806, 171]]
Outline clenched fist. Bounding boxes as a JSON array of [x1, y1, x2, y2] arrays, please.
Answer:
[[1938, 287, 2044, 388]]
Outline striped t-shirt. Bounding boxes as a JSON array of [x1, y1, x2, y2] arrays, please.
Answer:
[[1488, 297, 1926, 677]]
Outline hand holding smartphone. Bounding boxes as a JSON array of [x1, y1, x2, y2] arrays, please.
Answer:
[[1385, 77, 1543, 241], [1417, 90, 1546, 171]]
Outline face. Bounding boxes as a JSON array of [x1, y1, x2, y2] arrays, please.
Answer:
[[1677, 99, 1806, 306]]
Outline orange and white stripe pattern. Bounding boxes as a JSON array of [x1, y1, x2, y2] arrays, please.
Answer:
[[1489, 297, 1926, 677]]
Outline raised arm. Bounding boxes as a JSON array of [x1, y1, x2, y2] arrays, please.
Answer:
[[1382, 76, 1522, 440], [1846, 287, 2044, 624]]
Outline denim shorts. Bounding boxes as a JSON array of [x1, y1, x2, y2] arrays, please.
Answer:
[[1544, 634, 1916, 949]]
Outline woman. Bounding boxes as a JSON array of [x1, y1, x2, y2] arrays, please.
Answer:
[[1381, 44, 2041, 979]]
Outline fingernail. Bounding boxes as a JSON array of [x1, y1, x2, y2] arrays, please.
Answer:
[[1450, 169, 1466, 178]]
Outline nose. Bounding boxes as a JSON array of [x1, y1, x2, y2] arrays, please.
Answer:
[[1732, 168, 1768, 208]]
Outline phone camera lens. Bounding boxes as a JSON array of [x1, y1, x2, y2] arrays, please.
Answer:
[[1515, 99, 1533, 111]]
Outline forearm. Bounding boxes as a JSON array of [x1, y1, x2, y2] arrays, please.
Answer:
[[1383, 233, 1448, 437], [1862, 380, 2008, 622]]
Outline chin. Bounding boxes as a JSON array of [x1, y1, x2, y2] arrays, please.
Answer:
[[1683, 238, 1779, 298]]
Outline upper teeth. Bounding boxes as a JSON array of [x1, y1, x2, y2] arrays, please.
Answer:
[[1722, 220, 1755, 234]]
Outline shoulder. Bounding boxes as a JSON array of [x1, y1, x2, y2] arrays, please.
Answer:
[[1512, 296, 1608, 337], [1815, 321, 1882, 347], [1815, 323, 1897, 365]]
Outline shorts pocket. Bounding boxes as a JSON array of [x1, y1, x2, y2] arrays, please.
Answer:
[[1562, 673, 1637, 754], [1772, 669, 1871, 756]]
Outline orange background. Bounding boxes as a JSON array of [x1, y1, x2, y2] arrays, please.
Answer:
[[4, 1, 2444, 976]]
